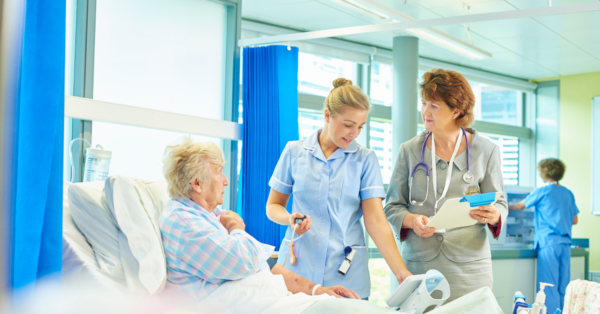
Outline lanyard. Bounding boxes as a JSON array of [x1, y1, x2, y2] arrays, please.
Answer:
[[431, 130, 463, 213]]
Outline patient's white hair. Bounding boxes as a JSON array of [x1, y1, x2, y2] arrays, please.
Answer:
[[163, 137, 225, 199]]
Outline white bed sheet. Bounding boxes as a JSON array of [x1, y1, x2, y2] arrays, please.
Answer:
[[195, 270, 333, 314]]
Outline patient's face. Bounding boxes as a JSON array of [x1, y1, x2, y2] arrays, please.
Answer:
[[196, 164, 229, 211]]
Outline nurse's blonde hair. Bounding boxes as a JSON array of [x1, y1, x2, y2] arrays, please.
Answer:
[[324, 78, 370, 117], [163, 137, 225, 199]]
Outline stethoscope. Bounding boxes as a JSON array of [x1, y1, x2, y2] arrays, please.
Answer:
[[409, 128, 473, 209]]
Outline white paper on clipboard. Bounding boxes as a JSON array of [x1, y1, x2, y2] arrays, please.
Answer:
[[426, 192, 503, 230]]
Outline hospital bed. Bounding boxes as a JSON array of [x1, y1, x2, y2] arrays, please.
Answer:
[[61, 176, 508, 314]]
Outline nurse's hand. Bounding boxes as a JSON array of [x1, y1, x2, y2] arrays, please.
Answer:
[[411, 215, 436, 238], [289, 213, 311, 235], [316, 285, 360, 299], [470, 204, 500, 226], [396, 269, 413, 285]]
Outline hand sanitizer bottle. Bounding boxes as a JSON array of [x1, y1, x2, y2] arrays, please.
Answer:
[[532, 282, 554, 314]]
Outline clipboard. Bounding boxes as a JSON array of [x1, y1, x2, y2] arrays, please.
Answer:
[[426, 192, 503, 230]]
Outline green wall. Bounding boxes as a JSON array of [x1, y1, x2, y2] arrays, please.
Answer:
[[536, 72, 600, 271]]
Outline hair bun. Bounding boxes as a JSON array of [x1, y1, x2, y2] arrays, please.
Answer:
[[333, 78, 353, 88]]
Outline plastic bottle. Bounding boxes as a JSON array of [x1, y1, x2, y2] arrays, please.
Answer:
[[513, 291, 530, 314], [531, 282, 554, 314], [83, 145, 112, 182]]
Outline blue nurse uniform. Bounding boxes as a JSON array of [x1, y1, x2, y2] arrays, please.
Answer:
[[524, 184, 579, 312], [269, 130, 385, 298]]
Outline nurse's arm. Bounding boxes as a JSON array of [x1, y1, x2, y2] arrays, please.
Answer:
[[270, 264, 360, 299], [573, 215, 578, 225], [266, 189, 311, 234], [363, 198, 412, 283], [266, 189, 292, 225], [508, 201, 526, 211]]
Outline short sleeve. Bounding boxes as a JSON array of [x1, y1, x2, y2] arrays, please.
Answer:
[[359, 151, 386, 201], [269, 143, 294, 195], [571, 192, 580, 216], [524, 188, 542, 209]]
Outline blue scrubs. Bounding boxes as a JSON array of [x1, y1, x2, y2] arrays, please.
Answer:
[[524, 184, 579, 312], [269, 130, 385, 298]]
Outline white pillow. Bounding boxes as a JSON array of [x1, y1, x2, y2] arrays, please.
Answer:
[[68, 181, 126, 282], [145, 180, 169, 215], [62, 180, 97, 273], [104, 176, 168, 295]]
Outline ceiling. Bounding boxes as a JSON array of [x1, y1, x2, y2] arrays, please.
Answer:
[[241, 0, 600, 80]]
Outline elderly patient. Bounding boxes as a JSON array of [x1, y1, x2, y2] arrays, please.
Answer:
[[158, 138, 396, 314]]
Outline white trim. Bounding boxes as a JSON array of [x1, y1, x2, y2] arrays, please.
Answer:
[[360, 186, 384, 191], [272, 177, 293, 188], [303, 141, 315, 151], [65, 96, 242, 141], [239, 3, 600, 47], [344, 144, 358, 153]]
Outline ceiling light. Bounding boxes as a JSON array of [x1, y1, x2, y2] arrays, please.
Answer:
[[406, 28, 489, 60], [330, 0, 492, 60], [337, 0, 391, 20]]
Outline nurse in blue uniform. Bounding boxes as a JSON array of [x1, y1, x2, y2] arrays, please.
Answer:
[[510, 158, 579, 312], [266, 78, 412, 299]]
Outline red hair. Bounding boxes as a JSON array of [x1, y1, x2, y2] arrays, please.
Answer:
[[420, 69, 475, 128]]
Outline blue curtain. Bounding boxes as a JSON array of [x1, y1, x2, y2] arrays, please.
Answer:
[[240, 46, 299, 250], [11, 0, 65, 292]]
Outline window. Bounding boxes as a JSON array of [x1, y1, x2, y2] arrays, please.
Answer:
[[370, 62, 393, 107], [414, 72, 524, 128], [93, 0, 227, 120], [480, 134, 520, 186], [368, 120, 424, 184], [299, 109, 325, 140], [84, 0, 229, 181], [91, 122, 221, 181], [298, 52, 357, 97], [64, 0, 77, 181], [369, 120, 393, 183], [371, 61, 426, 110], [368, 258, 391, 306], [471, 82, 523, 126]]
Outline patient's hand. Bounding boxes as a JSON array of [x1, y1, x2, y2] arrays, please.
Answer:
[[316, 285, 360, 299], [219, 211, 245, 233]]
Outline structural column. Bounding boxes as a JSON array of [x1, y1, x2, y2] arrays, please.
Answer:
[[392, 36, 419, 163]]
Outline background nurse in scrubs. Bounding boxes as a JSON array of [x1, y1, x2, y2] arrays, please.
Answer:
[[266, 78, 412, 300], [509, 158, 579, 312]]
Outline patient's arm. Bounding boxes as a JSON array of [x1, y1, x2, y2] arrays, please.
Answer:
[[165, 210, 272, 282], [271, 264, 360, 299]]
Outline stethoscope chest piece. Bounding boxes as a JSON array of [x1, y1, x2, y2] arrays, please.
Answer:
[[463, 171, 474, 184]]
